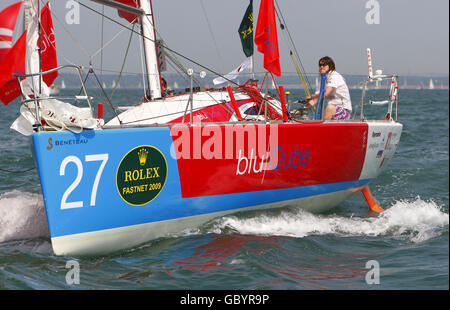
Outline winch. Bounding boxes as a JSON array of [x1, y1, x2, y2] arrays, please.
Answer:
[[291, 99, 310, 120]]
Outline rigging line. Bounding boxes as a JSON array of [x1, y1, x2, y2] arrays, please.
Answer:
[[117, 101, 234, 126], [90, 25, 129, 59], [290, 52, 311, 97], [146, 19, 249, 117], [274, 4, 309, 96], [90, 68, 122, 122], [273, 1, 306, 73], [274, 0, 312, 92], [167, 59, 190, 85], [88, 67, 143, 75], [109, 23, 136, 102], [138, 29, 148, 98], [85, 67, 322, 76], [139, 11, 207, 91], [76, 1, 241, 89], [46, 1, 90, 62], [199, 0, 224, 72], [100, 4, 104, 80], [163, 48, 238, 117], [76, 1, 274, 116], [154, 33, 232, 114]]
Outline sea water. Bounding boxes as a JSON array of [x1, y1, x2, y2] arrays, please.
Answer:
[[0, 88, 448, 291]]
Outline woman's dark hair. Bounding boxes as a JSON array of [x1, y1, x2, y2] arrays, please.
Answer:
[[319, 56, 336, 72]]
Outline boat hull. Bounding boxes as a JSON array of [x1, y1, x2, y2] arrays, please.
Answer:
[[32, 120, 402, 256]]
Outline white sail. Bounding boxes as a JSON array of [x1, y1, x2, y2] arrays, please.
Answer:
[[61, 80, 66, 89], [429, 78, 435, 89], [23, 0, 50, 96]]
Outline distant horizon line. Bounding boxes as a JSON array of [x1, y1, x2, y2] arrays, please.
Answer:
[[54, 71, 450, 78]]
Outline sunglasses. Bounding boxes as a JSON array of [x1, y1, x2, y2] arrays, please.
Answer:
[[319, 63, 328, 67]]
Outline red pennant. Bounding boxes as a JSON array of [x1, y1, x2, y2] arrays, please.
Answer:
[[115, 0, 140, 24], [0, 31, 26, 105], [0, 2, 58, 105], [254, 0, 281, 76], [40, 2, 58, 87], [0, 2, 23, 63]]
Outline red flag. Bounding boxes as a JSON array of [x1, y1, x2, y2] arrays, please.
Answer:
[[115, 0, 140, 24], [0, 31, 26, 105], [0, 2, 58, 105], [0, 2, 22, 63], [40, 2, 58, 87], [254, 0, 281, 76]]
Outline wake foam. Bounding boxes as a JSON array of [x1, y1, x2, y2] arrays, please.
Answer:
[[208, 197, 449, 243], [0, 191, 49, 243]]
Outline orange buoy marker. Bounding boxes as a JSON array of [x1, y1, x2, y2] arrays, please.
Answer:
[[361, 186, 384, 213]]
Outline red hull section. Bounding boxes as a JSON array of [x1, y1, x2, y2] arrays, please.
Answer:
[[171, 122, 368, 198]]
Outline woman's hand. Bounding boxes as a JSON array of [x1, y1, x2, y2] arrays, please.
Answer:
[[305, 96, 315, 109]]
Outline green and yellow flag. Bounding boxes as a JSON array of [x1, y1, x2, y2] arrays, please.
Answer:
[[238, 0, 254, 58]]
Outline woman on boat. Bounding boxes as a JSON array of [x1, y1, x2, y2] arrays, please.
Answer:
[[305, 56, 352, 120]]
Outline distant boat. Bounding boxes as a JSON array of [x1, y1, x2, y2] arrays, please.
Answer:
[[429, 78, 435, 90], [49, 84, 60, 95], [173, 81, 179, 89], [61, 80, 66, 89]]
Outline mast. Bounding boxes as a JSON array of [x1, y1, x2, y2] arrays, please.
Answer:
[[139, 0, 162, 100], [23, 0, 45, 95], [38, 0, 41, 95]]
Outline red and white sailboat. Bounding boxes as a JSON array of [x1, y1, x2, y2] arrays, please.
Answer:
[[0, 0, 402, 256]]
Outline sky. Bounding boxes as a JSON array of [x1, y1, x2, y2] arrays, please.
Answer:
[[2, 0, 449, 77]]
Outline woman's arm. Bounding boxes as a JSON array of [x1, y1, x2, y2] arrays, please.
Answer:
[[306, 86, 334, 108]]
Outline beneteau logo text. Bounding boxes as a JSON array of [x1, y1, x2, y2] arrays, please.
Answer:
[[116, 145, 168, 206], [46, 138, 88, 150]]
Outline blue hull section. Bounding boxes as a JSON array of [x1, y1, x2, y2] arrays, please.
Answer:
[[32, 128, 370, 242]]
